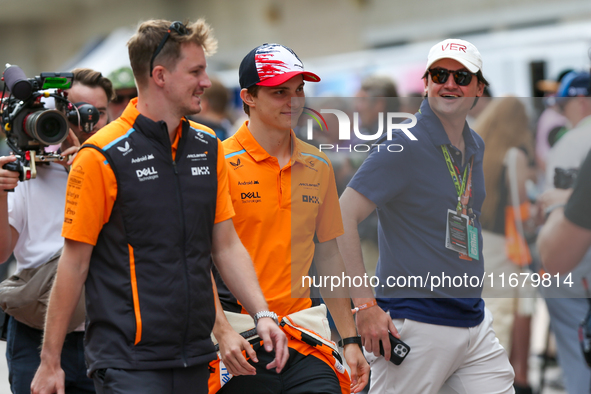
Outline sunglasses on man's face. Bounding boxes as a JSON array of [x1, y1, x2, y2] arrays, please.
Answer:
[[428, 68, 476, 87], [149, 21, 189, 77]]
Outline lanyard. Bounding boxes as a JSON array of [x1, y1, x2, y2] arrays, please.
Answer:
[[441, 145, 473, 213]]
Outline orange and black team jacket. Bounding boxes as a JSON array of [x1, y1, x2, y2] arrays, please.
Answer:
[[62, 99, 235, 376], [210, 121, 350, 393]]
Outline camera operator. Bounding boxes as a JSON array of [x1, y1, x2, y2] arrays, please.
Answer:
[[0, 68, 113, 394], [544, 71, 591, 187], [538, 149, 591, 273]]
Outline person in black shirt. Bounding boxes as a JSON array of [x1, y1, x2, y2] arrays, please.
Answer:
[[539, 149, 591, 273]]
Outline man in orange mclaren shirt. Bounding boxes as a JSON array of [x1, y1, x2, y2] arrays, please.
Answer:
[[31, 20, 287, 394], [209, 43, 369, 394]]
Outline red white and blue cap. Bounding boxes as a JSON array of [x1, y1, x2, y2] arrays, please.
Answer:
[[239, 43, 320, 89]]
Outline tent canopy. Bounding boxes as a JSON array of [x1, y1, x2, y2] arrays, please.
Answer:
[[62, 27, 134, 76]]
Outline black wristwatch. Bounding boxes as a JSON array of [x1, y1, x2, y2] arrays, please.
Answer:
[[338, 336, 363, 351]]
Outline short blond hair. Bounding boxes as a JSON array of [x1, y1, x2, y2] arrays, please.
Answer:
[[127, 19, 217, 88]]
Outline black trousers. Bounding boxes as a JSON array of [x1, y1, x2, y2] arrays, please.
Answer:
[[219, 347, 341, 394], [92, 364, 209, 394]]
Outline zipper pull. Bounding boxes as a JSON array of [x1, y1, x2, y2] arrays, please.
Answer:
[[172, 161, 178, 175]]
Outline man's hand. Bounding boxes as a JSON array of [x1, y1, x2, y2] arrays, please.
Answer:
[[0, 155, 20, 192], [58, 129, 81, 166], [31, 357, 65, 394], [31, 239, 92, 394], [355, 305, 398, 361], [217, 326, 258, 376], [537, 187, 573, 217], [255, 318, 289, 373], [343, 344, 370, 393]]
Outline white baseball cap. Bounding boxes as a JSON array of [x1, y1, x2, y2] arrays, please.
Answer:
[[426, 39, 483, 73]]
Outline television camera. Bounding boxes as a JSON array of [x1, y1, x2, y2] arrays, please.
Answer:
[[1, 64, 99, 184]]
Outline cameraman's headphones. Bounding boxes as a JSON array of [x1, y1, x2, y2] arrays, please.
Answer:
[[67, 102, 99, 133]]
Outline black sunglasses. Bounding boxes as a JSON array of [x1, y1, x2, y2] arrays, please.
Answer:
[[149, 21, 189, 77], [428, 68, 476, 87]]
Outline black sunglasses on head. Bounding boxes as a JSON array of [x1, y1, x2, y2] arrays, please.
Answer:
[[149, 21, 189, 77], [428, 68, 476, 86]]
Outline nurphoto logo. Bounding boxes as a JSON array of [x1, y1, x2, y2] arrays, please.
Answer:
[[301, 106, 418, 153]]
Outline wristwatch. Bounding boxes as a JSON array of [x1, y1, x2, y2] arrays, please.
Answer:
[[338, 336, 363, 351], [253, 311, 279, 326], [544, 203, 565, 219]]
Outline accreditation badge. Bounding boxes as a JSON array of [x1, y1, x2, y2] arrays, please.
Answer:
[[445, 209, 470, 255]]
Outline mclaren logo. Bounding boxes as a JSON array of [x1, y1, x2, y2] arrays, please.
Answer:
[[187, 152, 208, 161], [299, 182, 319, 189]]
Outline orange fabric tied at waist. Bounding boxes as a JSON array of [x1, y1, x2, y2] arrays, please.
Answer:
[[505, 202, 532, 266], [208, 306, 351, 394]]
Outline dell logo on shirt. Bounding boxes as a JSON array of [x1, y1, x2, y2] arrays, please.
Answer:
[[241, 192, 261, 199], [136, 167, 158, 178]]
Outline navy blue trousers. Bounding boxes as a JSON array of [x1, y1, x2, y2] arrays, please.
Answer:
[[5, 316, 95, 394]]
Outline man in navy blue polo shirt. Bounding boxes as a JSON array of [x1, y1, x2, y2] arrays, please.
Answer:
[[337, 39, 515, 393]]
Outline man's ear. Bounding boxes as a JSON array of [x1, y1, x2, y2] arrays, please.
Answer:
[[240, 88, 255, 111], [152, 66, 166, 88], [476, 81, 485, 97]]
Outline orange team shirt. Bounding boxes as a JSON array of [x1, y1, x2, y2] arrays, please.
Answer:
[[62, 99, 234, 245], [222, 121, 344, 316]]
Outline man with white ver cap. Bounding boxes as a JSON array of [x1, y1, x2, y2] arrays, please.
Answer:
[[337, 39, 515, 393]]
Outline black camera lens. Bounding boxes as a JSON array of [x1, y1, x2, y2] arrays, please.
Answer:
[[41, 117, 61, 137], [24, 110, 69, 145]]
